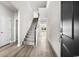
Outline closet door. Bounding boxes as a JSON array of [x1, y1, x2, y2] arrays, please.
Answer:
[[0, 17, 11, 47]]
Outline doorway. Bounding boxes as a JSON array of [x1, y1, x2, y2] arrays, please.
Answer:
[[16, 20, 18, 44]]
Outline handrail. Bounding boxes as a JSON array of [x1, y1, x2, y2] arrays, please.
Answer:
[[34, 18, 38, 46]]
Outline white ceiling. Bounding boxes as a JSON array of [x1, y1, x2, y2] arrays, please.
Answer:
[[0, 1, 17, 12], [28, 1, 47, 11], [0, 1, 47, 12]]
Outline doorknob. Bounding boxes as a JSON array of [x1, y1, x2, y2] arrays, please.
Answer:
[[1, 32, 3, 34]]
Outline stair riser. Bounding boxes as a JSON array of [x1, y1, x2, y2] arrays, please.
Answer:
[[24, 41, 34, 45]]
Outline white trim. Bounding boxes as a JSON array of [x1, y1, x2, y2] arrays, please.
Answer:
[[46, 1, 50, 8], [17, 11, 21, 47], [14, 13, 16, 42]]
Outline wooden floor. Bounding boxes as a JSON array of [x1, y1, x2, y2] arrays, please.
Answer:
[[0, 32, 55, 57], [0, 39, 54, 57]]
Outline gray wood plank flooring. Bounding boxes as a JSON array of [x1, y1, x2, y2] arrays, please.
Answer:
[[0, 39, 54, 57]]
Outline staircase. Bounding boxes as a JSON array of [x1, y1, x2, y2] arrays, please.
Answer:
[[23, 18, 38, 46]]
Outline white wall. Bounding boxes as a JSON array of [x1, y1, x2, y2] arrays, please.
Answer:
[[0, 3, 15, 46], [33, 11, 38, 18], [47, 1, 61, 56], [11, 2, 34, 46], [20, 3, 33, 45], [39, 8, 49, 19]]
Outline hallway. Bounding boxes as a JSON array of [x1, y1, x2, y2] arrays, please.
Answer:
[[0, 1, 61, 57], [0, 31, 54, 57], [29, 30, 54, 57]]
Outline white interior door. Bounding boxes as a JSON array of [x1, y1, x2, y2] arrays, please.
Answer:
[[0, 17, 11, 47]]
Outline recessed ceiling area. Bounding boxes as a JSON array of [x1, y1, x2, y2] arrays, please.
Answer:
[[0, 1, 47, 13], [28, 1, 47, 11]]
